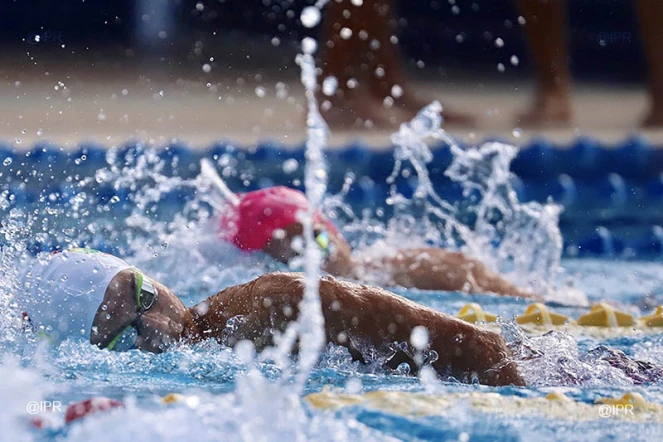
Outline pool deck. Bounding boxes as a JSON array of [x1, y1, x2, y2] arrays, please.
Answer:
[[3, 71, 662, 150]]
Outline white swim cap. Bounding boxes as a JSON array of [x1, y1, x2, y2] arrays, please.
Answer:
[[20, 249, 132, 343]]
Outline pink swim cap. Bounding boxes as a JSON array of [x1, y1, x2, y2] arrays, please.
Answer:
[[220, 186, 338, 251]]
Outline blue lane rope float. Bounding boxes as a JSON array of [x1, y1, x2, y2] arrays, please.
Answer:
[[2, 138, 663, 258]]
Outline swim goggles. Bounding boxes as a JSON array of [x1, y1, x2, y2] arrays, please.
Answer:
[[315, 230, 330, 256], [106, 269, 158, 351]]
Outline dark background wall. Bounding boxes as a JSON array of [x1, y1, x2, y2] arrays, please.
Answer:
[[0, 0, 646, 81]]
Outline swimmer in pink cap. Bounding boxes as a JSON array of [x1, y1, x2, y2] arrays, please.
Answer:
[[216, 184, 536, 299]]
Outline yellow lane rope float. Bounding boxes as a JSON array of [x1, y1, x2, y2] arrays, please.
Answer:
[[456, 303, 498, 324], [305, 388, 662, 422], [456, 303, 663, 338]]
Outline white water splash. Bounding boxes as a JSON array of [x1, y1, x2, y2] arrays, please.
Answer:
[[292, 18, 333, 390], [385, 102, 568, 299]]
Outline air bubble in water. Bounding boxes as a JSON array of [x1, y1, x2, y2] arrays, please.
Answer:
[[254, 86, 266, 98], [3, 158, 12, 166], [494, 37, 504, 48], [202, 64, 212, 73], [300, 6, 321, 28], [510, 55, 519, 66]]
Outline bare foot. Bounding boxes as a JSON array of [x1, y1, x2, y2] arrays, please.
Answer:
[[516, 92, 572, 128], [641, 108, 663, 128]]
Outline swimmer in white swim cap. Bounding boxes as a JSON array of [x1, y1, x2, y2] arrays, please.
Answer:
[[17, 252, 661, 386], [20, 248, 190, 352]]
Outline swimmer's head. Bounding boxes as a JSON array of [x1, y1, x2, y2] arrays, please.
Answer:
[[90, 269, 194, 353], [220, 186, 353, 275]]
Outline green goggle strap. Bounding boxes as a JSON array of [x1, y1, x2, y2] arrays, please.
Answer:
[[106, 325, 132, 351], [106, 269, 145, 351], [133, 269, 144, 308]]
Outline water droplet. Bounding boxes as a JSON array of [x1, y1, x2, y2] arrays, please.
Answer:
[[101, 304, 108, 311], [351, 0, 363, 5], [60, 275, 68, 282], [410, 325, 429, 350], [282, 159, 299, 173], [300, 6, 321, 28], [510, 55, 519, 66], [391, 84, 403, 98], [322, 76, 338, 96], [195, 2, 204, 11], [271, 37, 280, 47], [14, 138, 21, 144], [254, 86, 266, 98], [339, 27, 353, 40], [3, 158, 12, 166], [497, 63, 505, 73], [202, 63, 212, 73], [109, 196, 120, 204], [301, 37, 317, 54], [512, 128, 522, 138], [105, 314, 111, 320], [494, 37, 504, 48]]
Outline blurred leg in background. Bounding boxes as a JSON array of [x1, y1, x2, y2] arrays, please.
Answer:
[[514, 0, 572, 127], [636, 0, 663, 127], [319, 0, 474, 129], [516, 0, 663, 128]]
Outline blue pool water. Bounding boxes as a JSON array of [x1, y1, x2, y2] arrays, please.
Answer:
[[2, 126, 663, 440]]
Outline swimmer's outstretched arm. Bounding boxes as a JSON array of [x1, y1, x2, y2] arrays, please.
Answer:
[[359, 248, 540, 299], [188, 272, 525, 386], [268, 223, 538, 298]]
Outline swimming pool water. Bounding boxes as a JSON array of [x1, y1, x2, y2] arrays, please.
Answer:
[[3, 259, 663, 441], [1, 137, 663, 441]]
